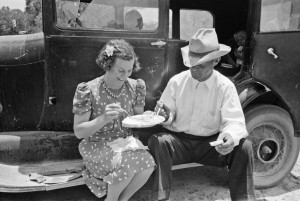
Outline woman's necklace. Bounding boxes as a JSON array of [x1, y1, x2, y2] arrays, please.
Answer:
[[102, 81, 126, 99]]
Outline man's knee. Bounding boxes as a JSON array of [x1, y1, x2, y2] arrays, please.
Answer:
[[148, 133, 162, 148], [148, 133, 165, 149], [239, 138, 253, 157]]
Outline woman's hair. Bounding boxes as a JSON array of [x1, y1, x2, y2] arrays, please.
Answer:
[[95, 39, 141, 72]]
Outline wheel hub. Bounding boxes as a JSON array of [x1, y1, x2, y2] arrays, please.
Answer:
[[256, 139, 279, 163]]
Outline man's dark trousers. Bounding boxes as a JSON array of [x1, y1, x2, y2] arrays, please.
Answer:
[[148, 128, 256, 201]]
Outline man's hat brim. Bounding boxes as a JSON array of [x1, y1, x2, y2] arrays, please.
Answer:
[[181, 44, 231, 67]]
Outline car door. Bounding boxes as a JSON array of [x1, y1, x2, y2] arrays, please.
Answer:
[[250, 0, 300, 133], [42, 0, 168, 131]]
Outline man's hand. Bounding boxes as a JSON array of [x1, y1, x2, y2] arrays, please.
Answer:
[[154, 100, 170, 121], [215, 133, 235, 155], [234, 50, 243, 59]]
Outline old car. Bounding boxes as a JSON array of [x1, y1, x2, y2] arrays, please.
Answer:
[[1, 0, 300, 193]]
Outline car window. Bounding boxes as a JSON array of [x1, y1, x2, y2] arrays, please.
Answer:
[[56, 0, 159, 31], [180, 10, 213, 41], [260, 0, 300, 32], [124, 7, 158, 31], [0, 1, 41, 35]]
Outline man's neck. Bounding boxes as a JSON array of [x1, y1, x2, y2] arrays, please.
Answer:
[[193, 71, 213, 82]]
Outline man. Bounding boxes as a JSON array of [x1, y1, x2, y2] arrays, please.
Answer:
[[124, 9, 143, 30], [223, 30, 246, 68], [148, 28, 255, 201], [215, 30, 246, 77]]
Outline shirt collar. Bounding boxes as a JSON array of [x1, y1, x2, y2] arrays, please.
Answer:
[[189, 70, 216, 89]]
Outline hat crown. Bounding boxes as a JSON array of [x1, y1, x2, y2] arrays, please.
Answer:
[[189, 28, 220, 53], [180, 28, 231, 67]]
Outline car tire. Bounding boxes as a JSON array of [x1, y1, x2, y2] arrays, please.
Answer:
[[245, 104, 300, 189]]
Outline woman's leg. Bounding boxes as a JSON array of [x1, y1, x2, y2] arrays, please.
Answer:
[[118, 167, 154, 201], [105, 175, 134, 201]]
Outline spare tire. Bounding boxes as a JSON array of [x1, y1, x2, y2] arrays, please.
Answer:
[[245, 104, 300, 189]]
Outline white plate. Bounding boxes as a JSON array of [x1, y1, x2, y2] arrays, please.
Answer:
[[122, 114, 165, 128]]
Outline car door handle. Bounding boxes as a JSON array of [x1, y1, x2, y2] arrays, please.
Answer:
[[267, 48, 278, 59], [49, 96, 57, 105], [151, 40, 166, 47]]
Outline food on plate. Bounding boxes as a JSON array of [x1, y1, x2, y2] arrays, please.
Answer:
[[122, 114, 165, 128]]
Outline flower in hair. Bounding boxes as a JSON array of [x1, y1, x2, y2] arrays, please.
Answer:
[[105, 45, 115, 57]]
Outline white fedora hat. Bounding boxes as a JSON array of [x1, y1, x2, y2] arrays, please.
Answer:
[[181, 28, 231, 67]]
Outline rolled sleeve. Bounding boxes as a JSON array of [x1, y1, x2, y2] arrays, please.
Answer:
[[221, 85, 248, 146]]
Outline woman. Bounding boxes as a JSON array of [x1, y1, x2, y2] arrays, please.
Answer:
[[73, 39, 155, 201]]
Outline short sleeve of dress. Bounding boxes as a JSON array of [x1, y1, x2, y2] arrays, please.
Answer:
[[72, 83, 92, 115], [135, 78, 146, 107]]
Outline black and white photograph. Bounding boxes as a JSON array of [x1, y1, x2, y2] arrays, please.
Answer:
[[1, 0, 300, 200]]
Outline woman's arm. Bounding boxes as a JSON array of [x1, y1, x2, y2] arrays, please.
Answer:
[[74, 103, 121, 139], [73, 112, 108, 139]]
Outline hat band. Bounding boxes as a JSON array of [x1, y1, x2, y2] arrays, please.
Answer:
[[188, 48, 220, 58]]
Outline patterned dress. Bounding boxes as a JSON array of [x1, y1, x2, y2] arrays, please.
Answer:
[[72, 76, 156, 198]]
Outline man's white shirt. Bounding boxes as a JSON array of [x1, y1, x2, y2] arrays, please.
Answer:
[[161, 70, 248, 146]]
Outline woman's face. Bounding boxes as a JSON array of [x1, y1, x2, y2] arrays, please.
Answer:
[[190, 59, 219, 82], [106, 57, 134, 84]]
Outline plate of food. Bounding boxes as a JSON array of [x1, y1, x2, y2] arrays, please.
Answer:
[[122, 114, 165, 128]]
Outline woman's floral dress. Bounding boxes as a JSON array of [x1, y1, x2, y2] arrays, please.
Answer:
[[72, 76, 155, 198]]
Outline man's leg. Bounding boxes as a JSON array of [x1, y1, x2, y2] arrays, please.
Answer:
[[191, 135, 255, 201], [225, 138, 256, 201], [148, 132, 192, 201]]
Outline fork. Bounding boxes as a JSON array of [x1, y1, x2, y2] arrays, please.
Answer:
[[156, 107, 162, 116], [119, 108, 132, 118]]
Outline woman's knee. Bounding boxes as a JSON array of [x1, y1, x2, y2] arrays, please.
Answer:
[[142, 166, 155, 175], [132, 166, 154, 181]]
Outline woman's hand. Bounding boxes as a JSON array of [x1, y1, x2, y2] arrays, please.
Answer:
[[154, 100, 170, 121], [102, 103, 121, 123]]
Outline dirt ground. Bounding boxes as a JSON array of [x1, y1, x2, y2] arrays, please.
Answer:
[[1, 156, 300, 201], [130, 155, 300, 201]]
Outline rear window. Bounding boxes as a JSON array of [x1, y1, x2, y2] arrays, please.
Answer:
[[180, 10, 213, 40], [55, 0, 159, 31], [260, 0, 300, 32]]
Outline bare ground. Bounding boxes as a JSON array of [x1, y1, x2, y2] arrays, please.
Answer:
[[1, 157, 300, 201], [131, 155, 300, 201]]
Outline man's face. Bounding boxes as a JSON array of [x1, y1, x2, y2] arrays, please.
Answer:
[[190, 58, 219, 82], [236, 32, 246, 46]]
